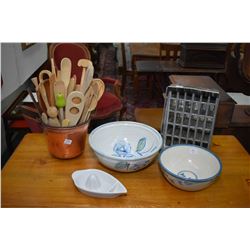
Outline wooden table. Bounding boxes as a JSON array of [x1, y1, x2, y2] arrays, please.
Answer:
[[135, 108, 163, 131], [1, 134, 249, 208]]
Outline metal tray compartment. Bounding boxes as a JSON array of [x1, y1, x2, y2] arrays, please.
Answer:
[[161, 85, 220, 149]]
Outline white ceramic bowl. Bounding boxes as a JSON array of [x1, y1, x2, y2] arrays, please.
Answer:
[[159, 145, 222, 191], [89, 121, 163, 172]]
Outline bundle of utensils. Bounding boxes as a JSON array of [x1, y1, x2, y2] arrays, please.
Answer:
[[29, 57, 105, 127]]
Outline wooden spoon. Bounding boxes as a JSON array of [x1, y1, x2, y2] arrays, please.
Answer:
[[77, 59, 92, 94], [65, 91, 85, 126], [39, 70, 52, 84], [60, 57, 71, 90], [91, 78, 105, 101], [38, 81, 58, 118]]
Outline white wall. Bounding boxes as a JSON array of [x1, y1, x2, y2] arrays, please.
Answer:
[[1, 43, 48, 100]]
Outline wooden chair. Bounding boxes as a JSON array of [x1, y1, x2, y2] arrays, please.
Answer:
[[49, 43, 125, 129], [238, 43, 250, 83], [159, 43, 181, 60], [151, 43, 181, 93]]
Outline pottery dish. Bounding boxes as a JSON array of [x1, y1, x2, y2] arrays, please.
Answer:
[[89, 121, 163, 172], [72, 169, 127, 198], [159, 144, 222, 191]]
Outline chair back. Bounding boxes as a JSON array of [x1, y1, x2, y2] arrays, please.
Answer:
[[242, 44, 250, 82], [159, 43, 180, 60], [49, 43, 91, 85]]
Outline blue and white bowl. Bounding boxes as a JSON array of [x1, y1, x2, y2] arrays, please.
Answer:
[[159, 145, 222, 191], [89, 121, 163, 172]]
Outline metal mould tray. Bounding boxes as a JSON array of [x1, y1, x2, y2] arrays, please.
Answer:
[[161, 85, 220, 149]]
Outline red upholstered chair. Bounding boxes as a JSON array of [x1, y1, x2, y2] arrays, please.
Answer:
[[49, 43, 124, 126]]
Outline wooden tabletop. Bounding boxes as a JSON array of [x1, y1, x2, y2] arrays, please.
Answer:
[[1, 134, 250, 208], [135, 108, 163, 131]]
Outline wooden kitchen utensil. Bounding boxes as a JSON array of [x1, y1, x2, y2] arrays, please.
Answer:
[[61, 119, 70, 127], [27, 87, 43, 115], [55, 93, 66, 123], [39, 70, 52, 84], [39, 81, 58, 118], [54, 80, 66, 100], [65, 91, 85, 126], [31, 77, 46, 112], [48, 117, 61, 127], [77, 59, 92, 94], [91, 78, 105, 101], [51, 58, 56, 76], [49, 73, 56, 106], [79, 86, 95, 123], [67, 75, 77, 96], [41, 112, 48, 125], [84, 94, 98, 123], [60, 57, 71, 90], [57, 70, 61, 81], [84, 64, 94, 93], [31, 77, 39, 91]]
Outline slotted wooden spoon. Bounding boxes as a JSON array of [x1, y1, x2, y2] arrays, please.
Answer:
[[65, 91, 85, 126], [60, 57, 71, 90]]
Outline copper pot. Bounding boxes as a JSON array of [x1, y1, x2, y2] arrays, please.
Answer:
[[44, 121, 89, 159]]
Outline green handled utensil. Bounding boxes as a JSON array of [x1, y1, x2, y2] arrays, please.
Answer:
[[55, 93, 66, 123]]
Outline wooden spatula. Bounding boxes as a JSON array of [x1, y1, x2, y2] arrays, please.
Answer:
[[67, 75, 76, 96], [60, 57, 71, 90], [84, 64, 94, 92], [65, 91, 85, 126], [54, 80, 66, 101]]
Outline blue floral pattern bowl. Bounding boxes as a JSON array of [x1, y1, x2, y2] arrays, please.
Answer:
[[89, 121, 163, 172], [159, 145, 222, 191]]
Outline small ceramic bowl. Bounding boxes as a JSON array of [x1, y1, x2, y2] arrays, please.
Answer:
[[159, 145, 222, 191], [89, 121, 163, 172]]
